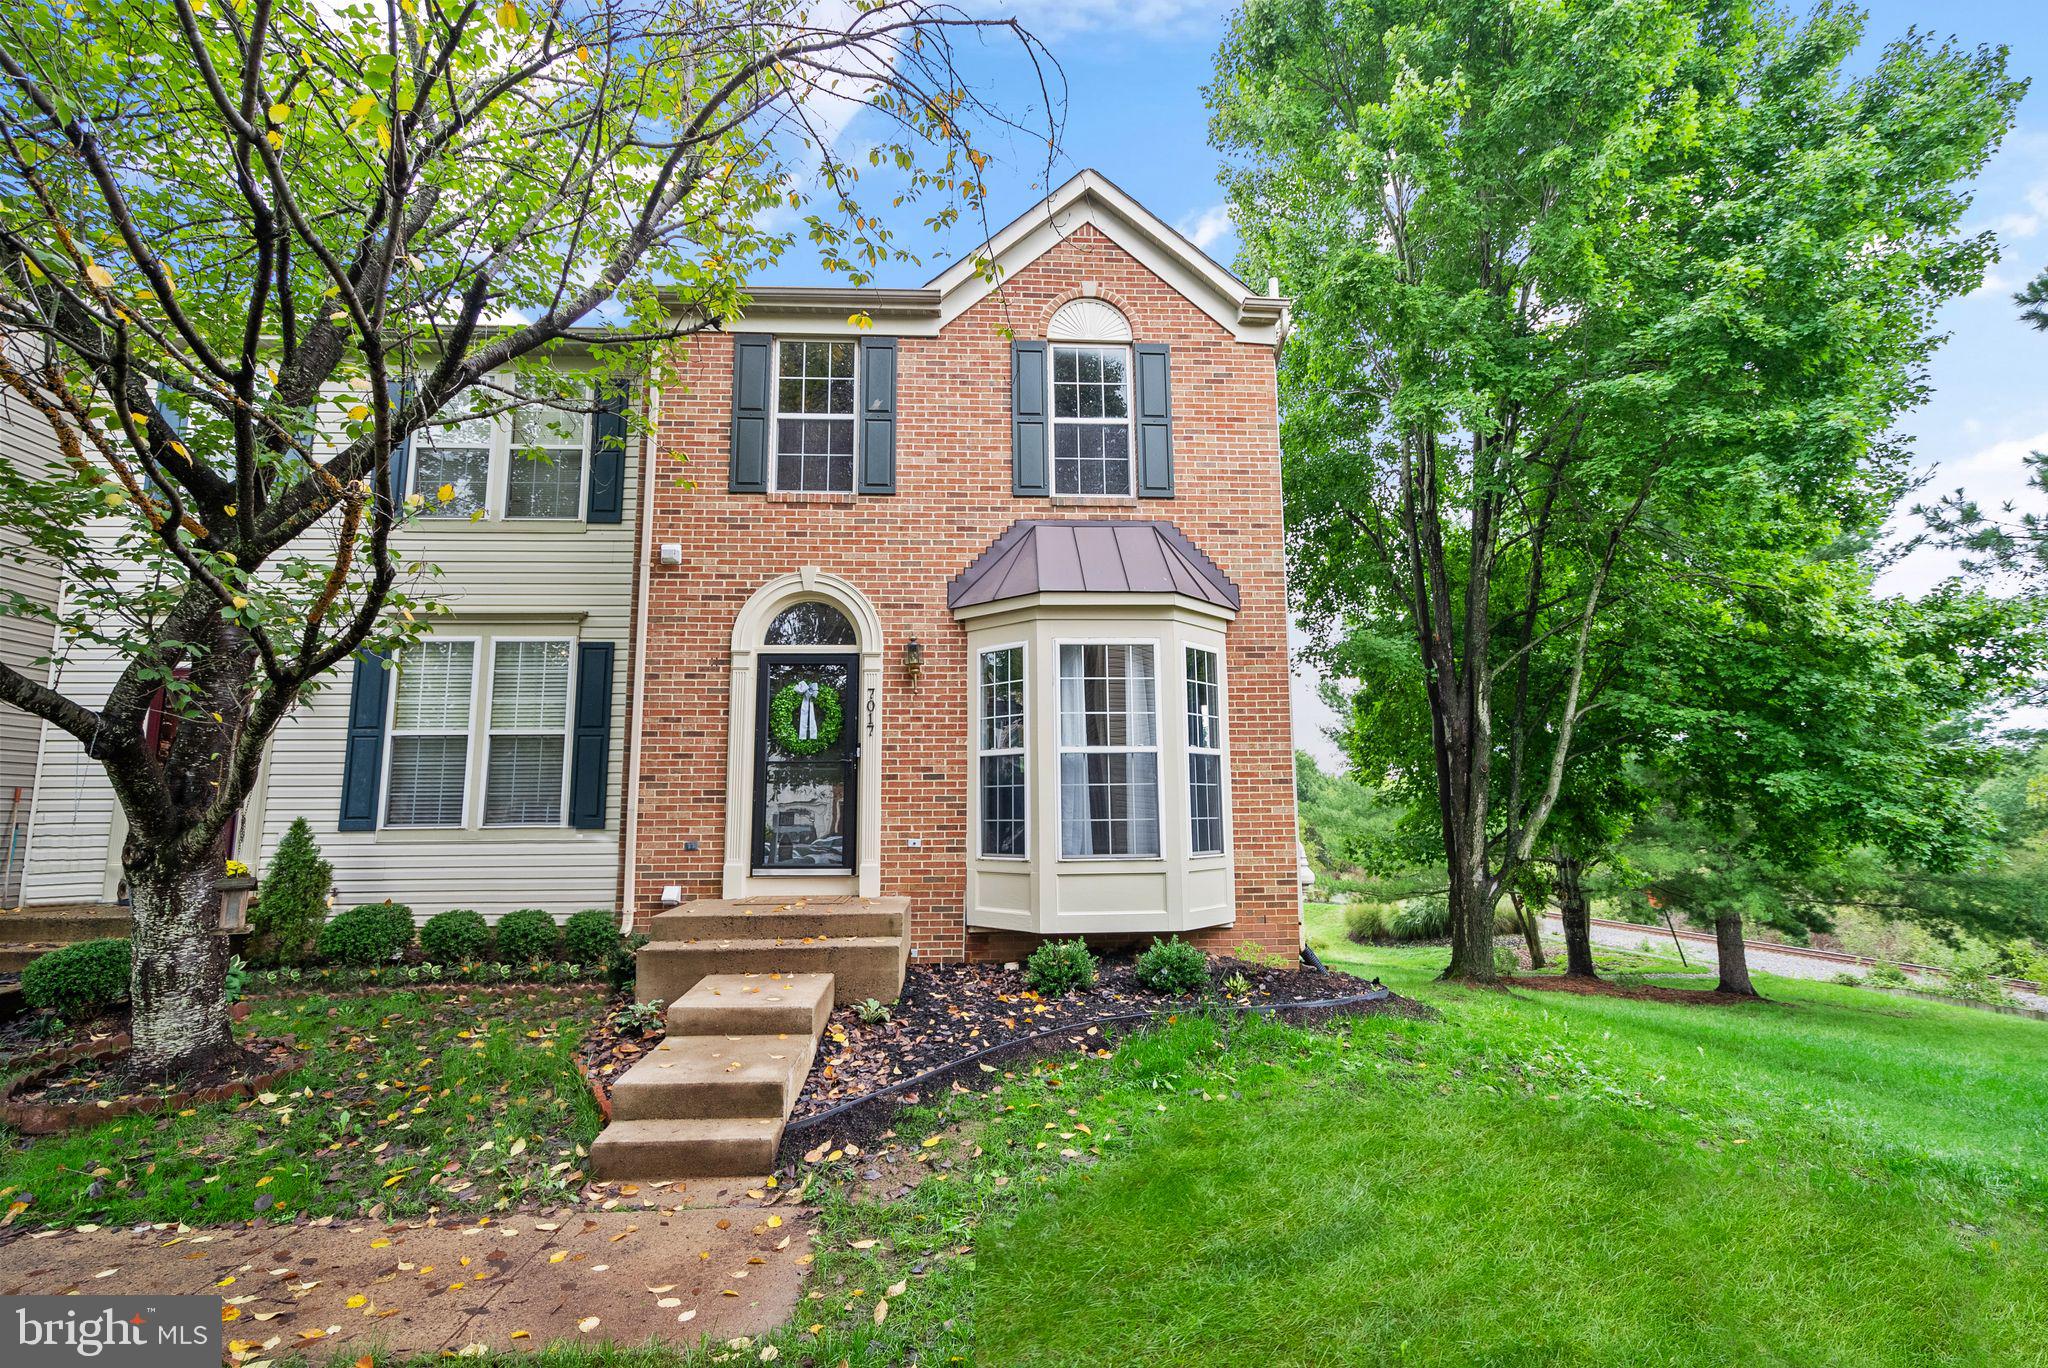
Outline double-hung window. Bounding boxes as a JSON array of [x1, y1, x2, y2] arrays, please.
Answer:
[[978, 646, 1027, 857], [1186, 646, 1225, 854], [410, 383, 590, 519], [509, 400, 587, 518], [484, 640, 573, 825], [1058, 643, 1160, 858], [385, 639, 478, 826], [413, 399, 493, 520], [1051, 345, 1132, 495], [383, 635, 574, 828], [773, 340, 856, 493]]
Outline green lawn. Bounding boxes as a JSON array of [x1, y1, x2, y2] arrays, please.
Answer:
[[968, 909, 2048, 1366], [0, 986, 606, 1228]]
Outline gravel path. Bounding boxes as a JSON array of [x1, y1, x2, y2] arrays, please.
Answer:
[[1539, 914, 2048, 1014]]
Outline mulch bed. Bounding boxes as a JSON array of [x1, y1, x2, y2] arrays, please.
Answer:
[[791, 956, 1386, 1121], [574, 1000, 665, 1099], [1, 1035, 302, 1134], [1503, 973, 1768, 1006]]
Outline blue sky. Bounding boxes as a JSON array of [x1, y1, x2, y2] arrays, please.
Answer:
[[815, 3, 2048, 765]]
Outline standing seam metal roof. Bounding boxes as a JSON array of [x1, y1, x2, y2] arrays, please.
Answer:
[[946, 519, 1241, 613]]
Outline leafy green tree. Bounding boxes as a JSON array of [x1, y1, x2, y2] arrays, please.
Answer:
[[2017, 269, 2048, 331], [0, 0, 1053, 1076], [1211, 0, 2021, 980]]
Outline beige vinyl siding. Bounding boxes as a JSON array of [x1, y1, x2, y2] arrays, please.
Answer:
[[1, 396, 69, 904], [18, 381, 639, 921]]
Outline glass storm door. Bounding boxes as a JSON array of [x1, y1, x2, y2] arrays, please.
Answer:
[[753, 654, 858, 872]]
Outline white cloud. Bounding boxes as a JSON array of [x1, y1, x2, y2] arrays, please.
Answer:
[[1177, 202, 1233, 251], [1881, 427, 2048, 599]]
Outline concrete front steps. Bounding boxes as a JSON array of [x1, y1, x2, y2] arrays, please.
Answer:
[[634, 896, 909, 1006], [591, 972, 836, 1180], [0, 904, 130, 973]]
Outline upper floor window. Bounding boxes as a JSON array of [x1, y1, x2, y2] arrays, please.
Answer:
[[775, 340, 856, 493], [1051, 345, 1132, 496], [412, 385, 590, 520]]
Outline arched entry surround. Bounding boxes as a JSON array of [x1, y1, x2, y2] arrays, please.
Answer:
[[723, 569, 884, 899]]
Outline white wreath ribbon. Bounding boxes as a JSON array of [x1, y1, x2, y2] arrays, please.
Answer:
[[793, 679, 821, 741]]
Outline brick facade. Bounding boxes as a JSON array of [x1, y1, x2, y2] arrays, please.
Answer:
[[631, 223, 1300, 962]]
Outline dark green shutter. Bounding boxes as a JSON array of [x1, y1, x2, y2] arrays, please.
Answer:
[[568, 641, 615, 830], [857, 337, 897, 495], [588, 383, 627, 524], [1012, 340, 1049, 497], [385, 379, 413, 507], [338, 649, 392, 831], [1134, 343, 1173, 498], [729, 334, 773, 493]]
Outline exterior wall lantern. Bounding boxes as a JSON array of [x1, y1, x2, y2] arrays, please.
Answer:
[[903, 636, 924, 685]]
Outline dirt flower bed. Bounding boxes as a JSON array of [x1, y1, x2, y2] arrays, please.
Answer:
[[792, 956, 1381, 1121], [574, 998, 665, 1097], [9, 1036, 300, 1107]]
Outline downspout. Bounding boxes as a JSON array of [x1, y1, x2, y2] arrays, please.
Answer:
[[619, 379, 661, 933]]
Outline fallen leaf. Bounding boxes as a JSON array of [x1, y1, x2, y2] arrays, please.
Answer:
[[874, 1298, 889, 1325], [578, 1316, 601, 1333]]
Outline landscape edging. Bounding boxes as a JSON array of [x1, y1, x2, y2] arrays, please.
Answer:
[[775, 988, 1398, 1163], [0, 1035, 304, 1135]]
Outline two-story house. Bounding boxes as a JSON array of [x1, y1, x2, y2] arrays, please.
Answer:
[[625, 169, 1300, 998]]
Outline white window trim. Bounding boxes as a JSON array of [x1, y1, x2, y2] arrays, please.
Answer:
[[1185, 643, 1228, 857], [381, 635, 482, 830], [976, 641, 1030, 861], [411, 384, 591, 523], [769, 339, 859, 495], [1054, 635, 1163, 862], [480, 635, 578, 829], [1050, 342, 1136, 498]]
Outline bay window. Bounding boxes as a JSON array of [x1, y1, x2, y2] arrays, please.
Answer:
[[1058, 643, 1160, 858], [977, 645, 1027, 857], [1186, 646, 1225, 854]]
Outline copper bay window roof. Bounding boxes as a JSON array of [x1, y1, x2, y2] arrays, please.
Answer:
[[946, 519, 1241, 613]]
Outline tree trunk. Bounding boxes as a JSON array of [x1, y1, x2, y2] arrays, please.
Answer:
[[1512, 890, 1545, 969], [1557, 855, 1597, 979], [124, 845, 237, 1080], [1442, 842, 1501, 982], [1714, 911, 1758, 997]]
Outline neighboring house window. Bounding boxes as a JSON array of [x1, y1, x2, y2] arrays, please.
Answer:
[[413, 401, 492, 519], [509, 401, 587, 519], [1058, 642, 1160, 858], [774, 340, 855, 493], [1051, 345, 1132, 495], [385, 639, 477, 827], [483, 639, 572, 824], [1186, 646, 1224, 854], [410, 383, 591, 519], [978, 645, 1027, 857]]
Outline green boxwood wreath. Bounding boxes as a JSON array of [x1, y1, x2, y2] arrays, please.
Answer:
[[770, 679, 843, 756]]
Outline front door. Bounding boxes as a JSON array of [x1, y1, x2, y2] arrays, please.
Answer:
[[752, 654, 857, 873]]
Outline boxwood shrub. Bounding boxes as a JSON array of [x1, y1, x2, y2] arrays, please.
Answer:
[[1024, 938, 1098, 996], [419, 908, 491, 964], [493, 907, 558, 963], [317, 902, 415, 966], [1134, 936, 1210, 995], [21, 938, 132, 1018], [563, 908, 619, 966]]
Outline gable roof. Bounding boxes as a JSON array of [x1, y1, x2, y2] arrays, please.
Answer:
[[723, 170, 1290, 347], [947, 518, 1241, 615]]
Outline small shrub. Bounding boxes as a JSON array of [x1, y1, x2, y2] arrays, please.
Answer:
[[493, 908, 559, 963], [1222, 970, 1253, 997], [1024, 938, 1098, 996], [1134, 936, 1210, 995], [420, 909, 491, 963], [224, 953, 250, 1004], [1831, 971, 1865, 987], [1944, 955, 2015, 1006], [1865, 962, 1911, 989], [855, 997, 891, 1025], [611, 999, 665, 1038], [21, 938, 131, 1018], [249, 817, 331, 965], [606, 934, 647, 992], [1493, 943, 1520, 977], [563, 908, 620, 965], [1989, 938, 2048, 984], [317, 902, 415, 966]]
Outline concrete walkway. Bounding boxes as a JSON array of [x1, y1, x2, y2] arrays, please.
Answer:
[[0, 1193, 811, 1358], [1541, 914, 2048, 1013]]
